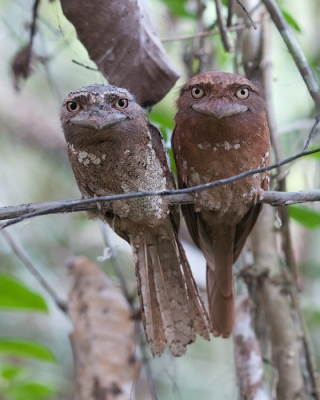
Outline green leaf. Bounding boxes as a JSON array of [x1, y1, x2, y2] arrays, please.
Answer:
[[1, 364, 25, 380], [161, 0, 196, 19], [0, 339, 56, 362], [289, 205, 320, 228], [167, 148, 177, 174], [281, 9, 302, 33], [305, 145, 320, 160], [148, 108, 175, 143], [0, 275, 47, 313], [5, 382, 54, 400]]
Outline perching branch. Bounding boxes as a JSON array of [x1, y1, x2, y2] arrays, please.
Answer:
[[1, 131, 320, 229], [1, 229, 68, 313], [2, 189, 320, 225]]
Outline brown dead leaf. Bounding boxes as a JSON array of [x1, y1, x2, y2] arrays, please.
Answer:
[[11, 45, 32, 90], [60, 0, 180, 107], [68, 257, 139, 400]]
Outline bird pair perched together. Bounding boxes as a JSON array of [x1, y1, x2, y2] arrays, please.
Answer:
[[60, 71, 270, 357]]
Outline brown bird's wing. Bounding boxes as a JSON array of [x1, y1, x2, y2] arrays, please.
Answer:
[[233, 203, 262, 262], [234, 176, 268, 261], [148, 122, 180, 231]]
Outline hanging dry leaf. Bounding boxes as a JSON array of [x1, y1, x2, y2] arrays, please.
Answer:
[[11, 45, 32, 90], [233, 296, 269, 400], [68, 257, 138, 400], [60, 0, 180, 107]]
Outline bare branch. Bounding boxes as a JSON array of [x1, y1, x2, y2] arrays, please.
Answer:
[[304, 114, 320, 151], [227, 0, 234, 27], [1, 138, 320, 229], [3, 189, 320, 226], [1, 229, 68, 313], [72, 60, 98, 72], [214, 0, 233, 52], [262, 0, 320, 113], [236, 0, 258, 29], [161, 21, 260, 42]]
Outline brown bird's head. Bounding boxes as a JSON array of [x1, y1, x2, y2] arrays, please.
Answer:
[[60, 84, 146, 147], [175, 71, 266, 139]]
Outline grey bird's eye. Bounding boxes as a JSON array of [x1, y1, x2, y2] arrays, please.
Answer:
[[191, 86, 205, 99], [115, 98, 128, 109], [235, 88, 249, 100], [66, 101, 81, 112]]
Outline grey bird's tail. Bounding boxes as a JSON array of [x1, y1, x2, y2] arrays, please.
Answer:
[[131, 226, 212, 357]]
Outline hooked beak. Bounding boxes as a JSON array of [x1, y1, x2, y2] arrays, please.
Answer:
[[192, 98, 248, 119], [71, 107, 126, 130]]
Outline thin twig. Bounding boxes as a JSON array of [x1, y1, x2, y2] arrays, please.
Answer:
[[3, 189, 320, 223], [214, 0, 232, 52], [99, 222, 131, 302], [304, 114, 320, 151], [30, 0, 41, 47], [72, 60, 98, 71], [0, 151, 320, 227], [236, 0, 257, 29], [260, 12, 298, 283], [1, 135, 320, 228], [227, 0, 234, 27], [161, 22, 257, 42], [291, 288, 320, 399], [1, 229, 68, 313], [262, 0, 320, 112]]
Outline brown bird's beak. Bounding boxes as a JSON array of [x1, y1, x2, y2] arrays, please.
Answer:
[[192, 98, 248, 119], [71, 107, 126, 130]]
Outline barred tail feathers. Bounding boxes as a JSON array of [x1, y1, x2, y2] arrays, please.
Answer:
[[131, 227, 211, 357]]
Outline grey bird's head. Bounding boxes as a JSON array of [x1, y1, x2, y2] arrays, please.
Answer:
[[60, 84, 146, 147]]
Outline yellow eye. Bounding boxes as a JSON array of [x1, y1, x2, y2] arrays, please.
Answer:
[[191, 86, 205, 99], [115, 98, 128, 109], [66, 101, 81, 112], [235, 88, 249, 100]]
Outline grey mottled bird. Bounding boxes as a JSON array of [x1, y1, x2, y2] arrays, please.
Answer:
[[60, 84, 212, 357]]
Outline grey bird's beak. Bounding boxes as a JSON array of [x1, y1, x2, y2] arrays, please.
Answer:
[[71, 107, 126, 130], [192, 98, 248, 119]]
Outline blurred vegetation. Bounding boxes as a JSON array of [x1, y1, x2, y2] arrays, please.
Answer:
[[0, 0, 320, 399]]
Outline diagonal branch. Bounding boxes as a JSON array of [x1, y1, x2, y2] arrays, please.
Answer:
[[262, 0, 320, 112], [214, 0, 233, 52], [1, 229, 68, 313], [1, 137, 320, 229]]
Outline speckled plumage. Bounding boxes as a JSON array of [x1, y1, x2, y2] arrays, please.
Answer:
[[172, 71, 270, 337], [60, 84, 212, 357]]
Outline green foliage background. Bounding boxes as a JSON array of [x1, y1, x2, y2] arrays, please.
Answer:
[[0, 0, 320, 399]]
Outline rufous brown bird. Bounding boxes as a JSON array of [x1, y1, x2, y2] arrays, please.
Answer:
[[60, 84, 212, 357], [172, 71, 270, 337]]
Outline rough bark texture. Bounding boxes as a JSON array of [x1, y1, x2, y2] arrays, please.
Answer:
[[68, 257, 138, 400], [233, 296, 269, 400], [60, 0, 180, 107], [250, 206, 305, 399]]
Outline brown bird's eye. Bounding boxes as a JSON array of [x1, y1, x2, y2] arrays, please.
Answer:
[[115, 98, 128, 109], [66, 101, 81, 112], [235, 88, 249, 100], [191, 86, 205, 99]]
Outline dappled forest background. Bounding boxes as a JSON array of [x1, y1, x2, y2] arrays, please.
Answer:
[[1, 0, 320, 399]]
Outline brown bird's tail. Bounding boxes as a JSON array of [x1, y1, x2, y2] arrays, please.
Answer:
[[130, 226, 212, 357], [197, 219, 235, 338]]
